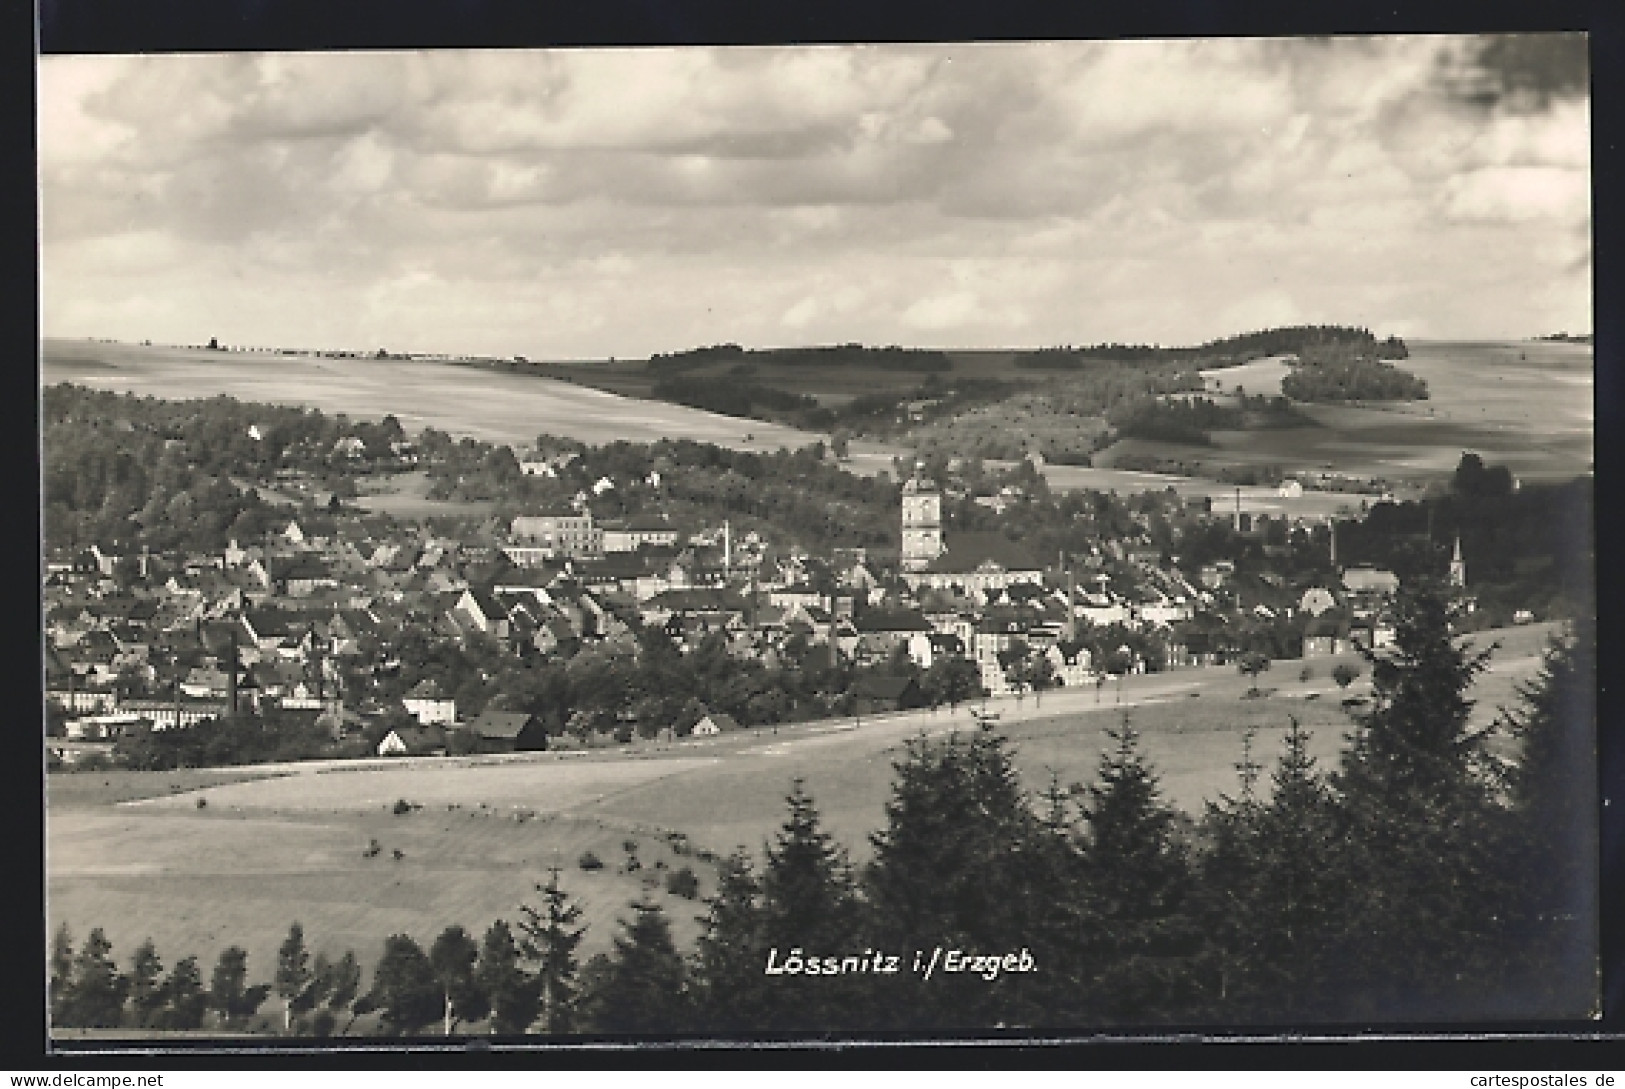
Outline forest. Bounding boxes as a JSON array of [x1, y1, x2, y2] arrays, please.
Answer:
[[1280, 344, 1430, 402], [52, 588, 1595, 1034]]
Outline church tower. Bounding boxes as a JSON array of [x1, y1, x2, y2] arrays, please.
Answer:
[[1449, 535, 1467, 589], [900, 469, 944, 572]]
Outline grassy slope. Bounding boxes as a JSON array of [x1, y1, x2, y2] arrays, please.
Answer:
[[47, 622, 1560, 997]]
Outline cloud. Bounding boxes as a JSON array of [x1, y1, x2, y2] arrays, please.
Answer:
[[38, 39, 1595, 355], [1441, 165, 1590, 223]]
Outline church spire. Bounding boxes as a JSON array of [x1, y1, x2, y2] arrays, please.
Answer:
[[1449, 535, 1466, 589]]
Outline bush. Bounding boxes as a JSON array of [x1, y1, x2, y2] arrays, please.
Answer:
[[196, 796, 208, 809], [665, 866, 700, 900], [363, 839, 382, 858], [1299, 665, 1314, 683], [578, 850, 604, 871], [392, 798, 414, 815], [1332, 663, 1360, 688]]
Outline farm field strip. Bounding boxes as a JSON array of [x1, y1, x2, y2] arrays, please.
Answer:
[[127, 754, 722, 812]]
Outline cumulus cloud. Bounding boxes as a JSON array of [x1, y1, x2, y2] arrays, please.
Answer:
[[39, 36, 1594, 356]]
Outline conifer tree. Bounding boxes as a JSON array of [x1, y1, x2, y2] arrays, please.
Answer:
[[865, 730, 1047, 1028], [1496, 620, 1598, 1012], [1075, 718, 1202, 1021], [1199, 718, 1346, 1018], [366, 934, 442, 1036], [476, 919, 540, 1035], [62, 928, 129, 1028], [324, 951, 364, 1036], [581, 899, 690, 1033], [274, 923, 312, 1034], [516, 869, 586, 1034], [127, 939, 167, 1028], [1327, 578, 1508, 1016], [763, 780, 859, 948], [49, 924, 74, 1026], [428, 926, 487, 1035], [209, 946, 270, 1029], [154, 955, 209, 1030], [690, 848, 768, 1031]]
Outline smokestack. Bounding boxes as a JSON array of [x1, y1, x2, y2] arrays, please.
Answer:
[[1330, 519, 1338, 569], [724, 520, 731, 580], [227, 626, 239, 716], [1233, 487, 1242, 532]]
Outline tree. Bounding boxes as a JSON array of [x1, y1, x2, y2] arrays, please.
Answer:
[[580, 899, 690, 1033], [366, 934, 442, 1036], [864, 730, 1052, 1028], [209, 945, 270, 1028], [515, 869, 585, 1034], [1496, 621, 1597, 1009], [274, 922, 312, 1033], [49, 924, 74, 1025], [322, 951, 365, 1036], [1327, 578, 1508, 1016], [690, 849, 768, 1032], [1331, 662, 1359, 689], [1237, 651, 1271, 692], [127, 939, 167, 1028], [428, 926, 487, 1035], [1074, 719, 1203, 1021], [761, 780, 859, 949], [476, 920, 540, 1035], [1198, 718, 1347, 1018], [60, 928, 128, 1028], [153, 955, 209, 1030]]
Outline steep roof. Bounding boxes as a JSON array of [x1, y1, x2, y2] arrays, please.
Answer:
[[851, 674, 918, 700], [925, 532, 1042, 575], [853, 608, 933, 633], [467, 709, 536, 740]]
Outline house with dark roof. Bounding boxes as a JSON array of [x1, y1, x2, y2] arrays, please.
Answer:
[[461, 709, 548, 752], [849, 674, 925, 716], [901, 532, 1045, 596], [378, 723, 447, 757]]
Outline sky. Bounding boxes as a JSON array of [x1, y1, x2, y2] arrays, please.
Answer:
[[39, 36, 1592, 359]]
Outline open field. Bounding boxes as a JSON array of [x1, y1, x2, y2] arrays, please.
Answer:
[[544, 349, 1026, 406], [42, 339, 816, 454], [350, 470, 495, 521], [45, 339, 1589, 503], [47, 621, 1562, 990]]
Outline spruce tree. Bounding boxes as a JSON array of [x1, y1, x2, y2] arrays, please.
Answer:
[[49, 924, 73, 1026], [428, 925, 488, 1035], [63, 928, 129, 1028], [1327, 578, 1508, 1016], [1496, 620, 1598, 1014], [154, 955, 209, 1030], [516, 869, 585, 1034], [690, 848, 769, 1032], [864, 730, 1047, 1028], [325, 951, 364, 1036], [1075, 718, 1202, 1022], [1200, 718, 1346, 1019], [763, 780, 859, 948], [476, 919, 540, 1035], [366, 934, 442, 1036], [581, 899, 690, 1034], [758, 779, 866, 1030], [274, 923, 312, 1034], [209, 946, 270, 1029], [127, 939, 167, 1028]]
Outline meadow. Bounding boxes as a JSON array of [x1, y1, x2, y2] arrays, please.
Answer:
[[46, 621, 1559, 993], [43, 339, 1591, 510]]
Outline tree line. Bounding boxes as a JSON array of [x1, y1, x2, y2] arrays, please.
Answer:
[[53, 581, 1596, 1033]]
